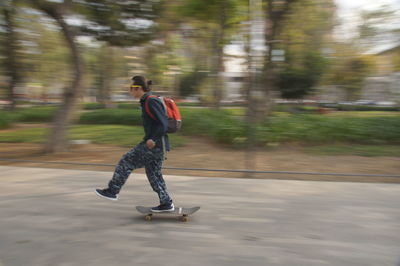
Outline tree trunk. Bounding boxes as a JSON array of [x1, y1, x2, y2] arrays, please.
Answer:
[[246, 0, 269, 123], [40, 4, 83, 153], [97, 45, 112, 106], [262, 0, 278, 120], [211, 2, 227, 110], [262, 0, 296, 118], [3, 1, 18, 110], [210, 28, 221, 109]]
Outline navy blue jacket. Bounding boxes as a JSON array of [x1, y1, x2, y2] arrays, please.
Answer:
[[140, 92, 170, 151]]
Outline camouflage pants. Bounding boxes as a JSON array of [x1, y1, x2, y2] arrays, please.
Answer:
[[108, 142, 172, 205]]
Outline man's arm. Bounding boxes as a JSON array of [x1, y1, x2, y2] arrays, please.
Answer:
[[147, 98, 168, 143]]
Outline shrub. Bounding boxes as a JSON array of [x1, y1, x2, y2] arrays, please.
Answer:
[[337, 105, 400, 111], [78, 109, 142, 126], [15, 107, 56, 122], [180, 108, 246, 144], [117, 102, 140, 109], [0, 111, 12, 129], [83, 103, 106, 110], [257, 115, 400, 144]]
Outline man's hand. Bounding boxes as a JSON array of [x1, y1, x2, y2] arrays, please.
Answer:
[[146, 139, 156, 149]]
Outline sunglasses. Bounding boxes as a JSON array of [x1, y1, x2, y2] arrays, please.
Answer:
[[130, 85, 141, 90]]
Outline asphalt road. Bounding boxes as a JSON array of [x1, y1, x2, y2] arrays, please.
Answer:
[[0, 166, 399, 266]]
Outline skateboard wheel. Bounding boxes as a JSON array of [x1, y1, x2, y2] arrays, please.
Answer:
[[181, 216, 189, 222], [145, 215, 152, 221]]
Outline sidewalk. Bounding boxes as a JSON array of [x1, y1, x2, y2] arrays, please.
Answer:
[[0, 166, 399, 266]]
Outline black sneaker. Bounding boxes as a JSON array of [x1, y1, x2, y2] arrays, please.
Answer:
[[151, 203, 175, 213], [95, 188, 119, 201]]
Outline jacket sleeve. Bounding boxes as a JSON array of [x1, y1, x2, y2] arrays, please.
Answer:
[[148, 98, 168, 140]]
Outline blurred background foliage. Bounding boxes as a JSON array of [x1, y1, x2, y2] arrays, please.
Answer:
[[0, 0, 399, 154]]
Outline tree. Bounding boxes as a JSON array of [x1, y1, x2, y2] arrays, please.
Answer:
[[1, 3, 72, 105], [330, 56, 376, 101], [26, 0, 161, 153], [86, 44, 128, 105], [275, 0, 335, 99], [144, 34, 185, 96], [28, 0, 84, 153], [178, 70, 208, 96], [0, 0, 20, 110], [241, 0, 303, 122], [179, 0, 247, 108], [76, 0, 161, 46], [259, 0, 298, 117], [20, 10, 71, 101], [278, 51, 327, 99], [357, 5, 400, 51], [244, 0, 337, 118]]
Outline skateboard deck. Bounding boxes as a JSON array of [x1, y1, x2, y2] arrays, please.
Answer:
[[136, 206, 200, 222]]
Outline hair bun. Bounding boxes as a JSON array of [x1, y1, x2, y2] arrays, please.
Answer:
[[147, 80, 153, 86]]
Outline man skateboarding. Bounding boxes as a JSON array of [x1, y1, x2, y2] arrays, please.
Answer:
[[95, 75, 174, 212]]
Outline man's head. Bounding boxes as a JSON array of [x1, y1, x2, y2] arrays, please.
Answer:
[[130, 75, 152, 98]]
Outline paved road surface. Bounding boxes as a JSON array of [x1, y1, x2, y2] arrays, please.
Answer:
[[0, 166, 399, 266]]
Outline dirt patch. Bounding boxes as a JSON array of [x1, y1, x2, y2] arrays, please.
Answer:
[[1, 138, 399, 183]]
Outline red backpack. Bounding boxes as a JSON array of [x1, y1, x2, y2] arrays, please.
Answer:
[[145, 95, 182, 133]]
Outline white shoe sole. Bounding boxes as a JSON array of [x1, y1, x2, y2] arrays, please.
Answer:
[[151, 208, 175, 213], [95, 190, 119, 201]]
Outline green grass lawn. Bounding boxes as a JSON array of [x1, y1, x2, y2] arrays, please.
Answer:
[[0, 124, 399, 157], [0, 125, 186, 148], [1, 108, 399, 156], [326, 111, 400, 117], [0, 127, 46, 143]]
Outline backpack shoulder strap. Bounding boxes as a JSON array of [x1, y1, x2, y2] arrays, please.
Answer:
[[158, 96, 168, 116], [145, 95, 157, 120]]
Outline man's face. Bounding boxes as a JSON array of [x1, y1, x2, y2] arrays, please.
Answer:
[[129, 84, 142, 98]]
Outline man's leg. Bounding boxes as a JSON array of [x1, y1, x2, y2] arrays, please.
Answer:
[[107, 143, 148, 194], [145, 158, 173, 207]]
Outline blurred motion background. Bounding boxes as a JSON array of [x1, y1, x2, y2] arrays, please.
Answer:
[[0, 0, 399, 178]]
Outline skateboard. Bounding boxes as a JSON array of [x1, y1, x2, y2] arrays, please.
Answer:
[[136, 206, 200, 222]]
